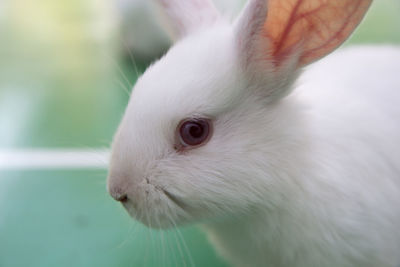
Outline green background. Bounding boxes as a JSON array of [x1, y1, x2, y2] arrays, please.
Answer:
[[0, 0, 399, 266]]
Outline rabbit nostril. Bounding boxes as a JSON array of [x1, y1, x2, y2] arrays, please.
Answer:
[[110, 188, 129, 203], [109, 184, 129, 203], [116, 194, 128, 203]]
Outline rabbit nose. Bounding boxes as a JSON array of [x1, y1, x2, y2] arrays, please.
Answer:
[[115, 193, 129, 203], [109, 187, 129, 203]]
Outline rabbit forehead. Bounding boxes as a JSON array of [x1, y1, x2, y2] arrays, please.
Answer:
[[112, 23, 245, 168], [129, 22, 243, 122]]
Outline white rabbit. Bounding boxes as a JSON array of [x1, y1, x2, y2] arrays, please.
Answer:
[[108, 0, 400, 266], [114, 0, 245, 62]]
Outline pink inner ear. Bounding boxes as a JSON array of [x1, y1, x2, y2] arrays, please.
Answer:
[[264, 0, 372, 66]]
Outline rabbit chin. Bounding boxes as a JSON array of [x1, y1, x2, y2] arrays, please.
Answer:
[[121, 181, 194, 229]]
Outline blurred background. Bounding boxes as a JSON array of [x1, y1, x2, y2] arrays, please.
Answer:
[[0, 0, 399, 266]]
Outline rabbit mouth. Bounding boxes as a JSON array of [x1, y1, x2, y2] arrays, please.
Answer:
[[146, 178, 189, 212], [161, 188, 189, 211], [123, 179, 193, 228]]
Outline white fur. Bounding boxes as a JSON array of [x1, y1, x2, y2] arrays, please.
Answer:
[[108, 1, 400, 266], [206, 45, 400, 267]]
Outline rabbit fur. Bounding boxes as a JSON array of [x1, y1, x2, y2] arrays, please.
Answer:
[[108, 0, 400, 266]]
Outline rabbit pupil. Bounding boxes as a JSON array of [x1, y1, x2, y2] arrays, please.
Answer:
[[189, 124, 203, 138]]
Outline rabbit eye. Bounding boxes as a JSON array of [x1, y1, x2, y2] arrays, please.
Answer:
[[177, 118, 212, 148]]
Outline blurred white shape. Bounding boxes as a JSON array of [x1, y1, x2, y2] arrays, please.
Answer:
[[115, 0, 170, 61], [0, 149, 110, 170], [213, 0, 246, 16], [115, 0, 245, 62]]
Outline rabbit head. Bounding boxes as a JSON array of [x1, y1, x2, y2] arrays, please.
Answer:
[[107, 0, 372, 228]]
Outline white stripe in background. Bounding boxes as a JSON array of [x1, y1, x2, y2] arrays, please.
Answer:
[[0, 149, 110, 170]]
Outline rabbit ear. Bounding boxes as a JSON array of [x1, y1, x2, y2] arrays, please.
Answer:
[[156, 0, 221, 41], [235, 0, 372, 69]]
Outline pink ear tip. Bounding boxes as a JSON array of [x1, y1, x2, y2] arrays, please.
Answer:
[[260, 0, 373, 67]]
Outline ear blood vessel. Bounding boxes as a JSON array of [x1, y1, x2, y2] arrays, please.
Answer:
[[108, 0, 400, 266]]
